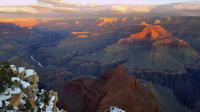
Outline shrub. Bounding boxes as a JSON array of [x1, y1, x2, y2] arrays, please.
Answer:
[[0, 62, 16, 93]]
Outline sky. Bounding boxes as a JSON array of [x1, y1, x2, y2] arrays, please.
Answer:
[[0, 0, 197, 5], [0, 0, 200, 18]]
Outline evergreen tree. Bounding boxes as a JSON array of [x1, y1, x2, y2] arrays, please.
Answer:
[[0, 62, 16, 93]]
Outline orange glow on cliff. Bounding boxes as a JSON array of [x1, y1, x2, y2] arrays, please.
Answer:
[[119, 24, 172, 43], [0, 18, 62, 28], [97, 17, 118, 27], [130, 25, 170, 39], [153, 38, 189, 47], [75, 21, 81, 25], [77, 35, 89, 38], [56, 22, 68, 25], [71, 32, 89, 35]]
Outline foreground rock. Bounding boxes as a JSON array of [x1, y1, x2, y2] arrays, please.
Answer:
[[0, 64, 65, 112], [58, 65, 160, 112]]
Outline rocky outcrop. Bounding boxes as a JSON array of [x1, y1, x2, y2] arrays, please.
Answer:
[[119, 24, 171, 42], [140, 21, 150, 26], [58, 65, 160, 112], [154, 19, 161, 25], [97, 17, 118, 27], [0, 64, 66, 112]]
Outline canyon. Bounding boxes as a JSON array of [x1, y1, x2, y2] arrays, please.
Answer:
[[0, 16, 200, 111]]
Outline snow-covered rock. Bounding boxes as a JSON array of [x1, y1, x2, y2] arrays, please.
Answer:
[[10, 65, 17, 72], [11, 77, 30, 88], [25, 69, 36, 78], [109, 106, 126, 112], [18, 67, 25, 73], [0, 64, 66, 112]]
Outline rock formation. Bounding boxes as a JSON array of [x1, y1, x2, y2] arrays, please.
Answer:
[[154, 19, 161, 24], [119, 24, 171, 42], [97, 17, 118, 27], [58, 65, 160, 112], [140, 21, 150, 26], [0, 64, 65, 112]]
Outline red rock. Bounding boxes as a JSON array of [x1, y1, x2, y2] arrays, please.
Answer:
[[154, 19, 161, 24], [98, 65, 159, 112], [119, 24, 171, 43], [58, 65, 160, 112], [153, 37, 190, 47]]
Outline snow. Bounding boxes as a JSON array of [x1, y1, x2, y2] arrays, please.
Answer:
[[11, 77, 20, 82], [11, 77, 30, 88], [23, 93, 28, 98], [39, 102, 44, 108], [20, 80, 30, 88], [18, 67, 25, 73], [5, 87, 21, 95], [109, 106, 126, 112], [45, 96, 55, 112], [35, 95, 38, 101], [25, 69, 36, 77], [0, 87, 21, 107], [20, 99, 26, 105], [0, 95, 11, 107], [7, 110, 15, 112], [5, 101, 10, 106], [10, 65, 17, 72], [14, 106, 18, 110]]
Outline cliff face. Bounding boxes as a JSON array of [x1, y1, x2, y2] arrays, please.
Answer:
[[0, 64, 65, 112], [132, 67, 200, 111], [97, 65, 159, 112], [119, 24, 171, 42], [58, 65, 160, 112]]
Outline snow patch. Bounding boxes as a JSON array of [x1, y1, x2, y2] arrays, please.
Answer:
[[0, 87, 21, 107], [11, 77, 20, 82], [109, 106, 126, 112], [20, 99, 26, 105], [25, 69, 36, 77], [0, 95, 11, 107], [4, 87, 21, 95], [18, 67, 25, 73], [10, 65, 17, 72], [20, 80, 31, 88], [46, 96, 55, 112], [39, 102, 44, 109], [11, 77, 30, 88]]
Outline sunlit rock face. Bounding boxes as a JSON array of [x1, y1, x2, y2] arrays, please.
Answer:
[[71, 22, 199, 74], [154, 19, 161, 24], [0, 18, 50, 29], [119, 24, 171, 42], [97, 17, 118, 27]]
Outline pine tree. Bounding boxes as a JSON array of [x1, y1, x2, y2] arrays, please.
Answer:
[[0, 62, 16, 93]]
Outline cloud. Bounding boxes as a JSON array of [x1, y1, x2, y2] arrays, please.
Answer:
[[87, 3, 101, 8], [0, 6, 38, 14], [111, 5, 127, 13], [30, 4, 79, 13], [37, 0, 82, 7], [0, 1, 200, 18], [172, 2, 200, 12], [108, 5, 155, 14], [131, 5, 154, 13], [151, 2, 200, 16]]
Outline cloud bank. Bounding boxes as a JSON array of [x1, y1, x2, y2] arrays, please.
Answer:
[[0, 0, 200, 18]]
